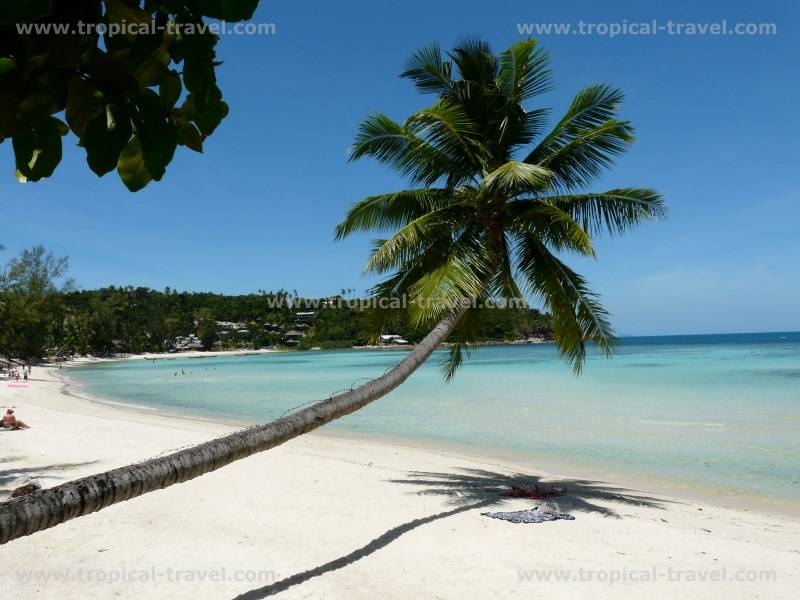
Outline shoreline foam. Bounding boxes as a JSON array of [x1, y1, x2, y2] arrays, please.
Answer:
[[60, 360, 800, 519], [2, 366, 798, 599]]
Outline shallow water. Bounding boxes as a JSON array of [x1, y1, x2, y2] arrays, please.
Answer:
[[69, 332, 800, 507]]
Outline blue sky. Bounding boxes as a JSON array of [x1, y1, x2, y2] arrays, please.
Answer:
[[2, 0, 798, 335]]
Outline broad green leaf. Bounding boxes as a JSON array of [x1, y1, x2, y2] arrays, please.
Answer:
[[117, 137, 152, 192], [17, 79, 65, 118], [85, 102, 133, 176], [54, 119, 69, 135], [181, 28, 218, 94], [178, 20, 232, 135], [175, 118, 203, 153], [49, 34, 93, 69], [12, 117, 64, 182], [159, 71, 182, 111], [134, 48, 171, 89], [0, 92, 25, 139], [65, 77, 100, 139], [0, 0, 245, 189], [0, 57, 15, 75], [191, 91, 228, 135], [84, 54, 139, 93], [135, 89, 177, 180]]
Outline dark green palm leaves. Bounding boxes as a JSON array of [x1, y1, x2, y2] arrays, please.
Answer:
[[337, 39, 664, 375]]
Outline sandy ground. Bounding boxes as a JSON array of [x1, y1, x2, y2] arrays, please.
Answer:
[[1, 367, 798, 599]]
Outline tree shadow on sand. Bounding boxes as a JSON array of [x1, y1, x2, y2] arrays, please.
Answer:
[[0, 461, 99, 498], [232, 468, 670, 599], [389, 468, 672, 517], [231, 499, 492, 600]]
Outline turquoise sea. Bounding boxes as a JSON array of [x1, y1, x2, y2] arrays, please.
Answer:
[[68, 332, 800, 509]]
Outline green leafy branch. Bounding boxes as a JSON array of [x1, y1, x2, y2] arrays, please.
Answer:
[[0, 0, 261, 190]]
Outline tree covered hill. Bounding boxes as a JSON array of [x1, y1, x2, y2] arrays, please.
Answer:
[[2, 285, 552, 359], [0, 247, 551, 360]]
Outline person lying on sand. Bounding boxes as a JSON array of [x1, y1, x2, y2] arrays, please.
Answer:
[[2, 409, 30, 430]]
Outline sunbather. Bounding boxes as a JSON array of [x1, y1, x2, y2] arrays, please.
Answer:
[[2, 409, 30, 430]]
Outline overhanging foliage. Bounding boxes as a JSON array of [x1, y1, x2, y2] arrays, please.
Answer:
[[0, 0, 261, 190]]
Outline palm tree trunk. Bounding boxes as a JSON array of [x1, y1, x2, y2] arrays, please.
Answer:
[[0, 304, 468, 545]]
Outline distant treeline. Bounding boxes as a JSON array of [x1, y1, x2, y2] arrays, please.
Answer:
[[0, 246, 552, 360], [1, 286, 552, 358]]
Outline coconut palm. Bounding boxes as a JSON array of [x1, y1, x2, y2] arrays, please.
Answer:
[[338, 39, 664, 376], [0, 39, 663, 544]]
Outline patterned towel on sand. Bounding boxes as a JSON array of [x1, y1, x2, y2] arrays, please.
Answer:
[[481, 507, 575, 523]]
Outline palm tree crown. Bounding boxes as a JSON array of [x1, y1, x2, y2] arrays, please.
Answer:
[[336, 39, 665, 376]]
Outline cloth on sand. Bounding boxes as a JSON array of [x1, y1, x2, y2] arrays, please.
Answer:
[[481, 507, 575, 523]]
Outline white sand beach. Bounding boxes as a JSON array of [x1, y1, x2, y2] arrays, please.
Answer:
[[1, 366, 798, 599]]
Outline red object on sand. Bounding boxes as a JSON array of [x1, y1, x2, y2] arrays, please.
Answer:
[[503, 484, 563, 500]]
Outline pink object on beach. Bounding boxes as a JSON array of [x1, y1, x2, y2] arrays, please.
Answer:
[[7, 384, 28, 388]]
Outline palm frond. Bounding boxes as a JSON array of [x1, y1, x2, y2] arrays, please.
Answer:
[[439, 337, 480, 382], [360, 303, 409, 345], [407, 261, 482, 325], [438, 304, 487, 380], [367, 228, 489, 332], [334, 189, 455, 239], [367, 231, 466, 299], [539, 120, 634, 191], [535, 188, 666, 236], [538, 84, 626, 137], [368, 268, 419, 302], [449, 38, 498, 86], [501, 107, 550, 151], [510, 203, 595, 257], [365, 208, 460, 274], [406, 100, 488, 179], [486, 235, 526, 305], [496, 39, 552, 102], [349, 114, 458, 185], [481, 161, 553, 196], [517, 235, 615, 372], [406, 230, 490, 326], [440, 343, 468, 381], [524, 85, 634, 191], [400, 43, 453, 95]]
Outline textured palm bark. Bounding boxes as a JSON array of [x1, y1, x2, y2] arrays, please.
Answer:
[[0, 305, 468, 545]]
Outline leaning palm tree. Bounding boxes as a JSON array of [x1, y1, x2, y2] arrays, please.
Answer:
[[0, 39, 663, 544]]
